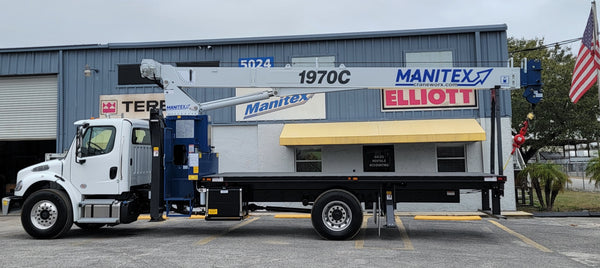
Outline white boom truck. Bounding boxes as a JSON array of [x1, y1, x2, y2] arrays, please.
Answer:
[[3, 60, 520, 239]]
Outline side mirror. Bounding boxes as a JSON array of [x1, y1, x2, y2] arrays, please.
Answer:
[[75, 124, 88, 164]]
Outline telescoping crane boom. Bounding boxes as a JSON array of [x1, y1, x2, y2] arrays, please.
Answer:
[[5, 59, 519, 240], [139, 59, 520, 115]]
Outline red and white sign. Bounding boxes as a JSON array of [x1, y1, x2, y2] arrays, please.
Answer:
[[101, 100, 117, 114], [99, 93, 165, 119], [382, 88, 477, 110]]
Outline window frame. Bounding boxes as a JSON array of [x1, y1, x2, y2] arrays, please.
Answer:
[[436, 144, 466, 172], [295, 147, 322, 172], [132, 128, 151, 145], [79, 126, 117, 158]]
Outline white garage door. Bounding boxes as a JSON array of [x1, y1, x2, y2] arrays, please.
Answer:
[[0, 76, 58, 140]]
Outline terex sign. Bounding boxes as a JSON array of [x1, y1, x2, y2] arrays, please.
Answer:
[[100, 93, 165, 119]]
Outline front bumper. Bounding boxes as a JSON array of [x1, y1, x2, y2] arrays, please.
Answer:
[[2, 196, 22, 215]]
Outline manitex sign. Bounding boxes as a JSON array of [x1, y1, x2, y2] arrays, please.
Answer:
[[235, 88, 325, 121]]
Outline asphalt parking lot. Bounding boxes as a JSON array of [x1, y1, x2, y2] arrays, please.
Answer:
[[0, 213, 599, 267]]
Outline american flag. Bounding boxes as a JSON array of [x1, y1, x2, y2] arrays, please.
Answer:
[[570, 7, 600, 103]]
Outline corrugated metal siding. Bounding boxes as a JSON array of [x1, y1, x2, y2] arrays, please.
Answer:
[[0, 26, 511, 151], [0, 51, 59, 75], [0, 75, 57, 140]]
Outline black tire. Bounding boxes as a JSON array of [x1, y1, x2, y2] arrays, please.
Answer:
[[74, 223, 105, 230], [311, 189, 363, 240], [21, 189, 73, 239]]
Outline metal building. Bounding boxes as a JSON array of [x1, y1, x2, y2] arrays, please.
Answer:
[[0, 24, 516, 210]]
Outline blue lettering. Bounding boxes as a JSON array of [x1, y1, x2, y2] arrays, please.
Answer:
[[290, 95, 300, 103], [410, 70, 421, 82], [259, 103, 269, 111], [451, 69, 461, 82], [268, 99, 279, 109], [396, 69, 411, 82], [441, 69, 451, 81], [245, 102, 259, 115], [423, 69, 436, 82], [461, 69, 473, 82]]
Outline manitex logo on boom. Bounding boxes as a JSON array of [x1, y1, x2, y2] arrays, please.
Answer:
[[167, 104, 191, 111], [395, 68, 493, 87], [244, 94, 314, 119]]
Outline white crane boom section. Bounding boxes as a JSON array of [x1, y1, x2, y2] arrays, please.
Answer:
[[140, 59, 520, 115]]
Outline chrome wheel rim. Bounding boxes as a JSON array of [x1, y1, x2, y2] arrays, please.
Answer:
[[322, 201, 352, 232], [30, 200, 58, 230]]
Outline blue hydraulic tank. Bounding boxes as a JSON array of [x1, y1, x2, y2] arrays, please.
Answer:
[[163, 115, 218, 211]]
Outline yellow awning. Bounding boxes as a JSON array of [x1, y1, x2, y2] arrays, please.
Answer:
[[279, 119, 485, 146]]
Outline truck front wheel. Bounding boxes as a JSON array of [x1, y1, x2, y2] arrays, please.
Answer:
[[21, 189, 73, 239], [311, 189, 363, 240]]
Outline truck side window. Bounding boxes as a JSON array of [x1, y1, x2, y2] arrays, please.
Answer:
[[80, 126, 116, 157], [132, 128, 151, 145]]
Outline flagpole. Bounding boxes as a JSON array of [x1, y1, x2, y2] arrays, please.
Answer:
[[593, 1, 600, 106]]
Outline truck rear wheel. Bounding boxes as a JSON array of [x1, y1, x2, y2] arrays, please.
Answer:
[[311, 189, 363, 240], [21, 189, 73, 239]]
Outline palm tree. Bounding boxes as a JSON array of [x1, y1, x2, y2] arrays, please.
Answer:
[[585, 157, 600, 188], [517, 163, 569, 211]]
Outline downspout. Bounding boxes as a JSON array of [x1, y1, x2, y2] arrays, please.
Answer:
[[56, 50, 65, 153]]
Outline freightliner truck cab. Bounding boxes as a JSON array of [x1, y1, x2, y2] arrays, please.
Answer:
[[9, 118, 152, 238]]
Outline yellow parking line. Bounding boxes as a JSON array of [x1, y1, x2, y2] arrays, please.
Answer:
[[396, 216, 414, 250], [274, 214, 311, 219], [354, 216, 370, 249], [414, 215, 481, 221], [196, 217, 261, 245], [137, 215, 168, 220], [488, 220, 552, 253]]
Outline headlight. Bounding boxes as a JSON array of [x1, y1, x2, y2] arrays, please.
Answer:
[[15, 180, 23, 192]]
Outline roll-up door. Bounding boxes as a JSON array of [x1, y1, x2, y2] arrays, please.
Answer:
[[0, 76, 58, 140]]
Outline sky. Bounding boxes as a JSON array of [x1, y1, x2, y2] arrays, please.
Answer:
[[0, 0, 595, 52]]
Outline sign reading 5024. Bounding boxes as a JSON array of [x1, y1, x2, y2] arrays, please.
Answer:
[[298, 70, 351, 84]]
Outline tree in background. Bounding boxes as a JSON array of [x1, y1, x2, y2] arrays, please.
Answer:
[[517, 163, 569, 211], [585, 157, 600, 188], [509, 38, 600, 163]]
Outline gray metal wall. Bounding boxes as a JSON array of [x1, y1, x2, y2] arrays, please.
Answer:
[[0, 25, 512, 152]]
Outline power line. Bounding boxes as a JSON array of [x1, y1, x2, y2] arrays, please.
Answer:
[[509, 37, 582, 53]]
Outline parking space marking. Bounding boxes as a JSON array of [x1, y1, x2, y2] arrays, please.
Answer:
[[195, 216, 261, 245], [355, 216, 414, 250], [354, 216, 370, 249], [488, 220, 552, 253], [396, 216, 414, 250]]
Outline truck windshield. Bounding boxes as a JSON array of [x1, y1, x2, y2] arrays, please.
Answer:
[[80, 126, 116, 157]]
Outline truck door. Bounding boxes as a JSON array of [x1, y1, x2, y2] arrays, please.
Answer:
[[70, 125, 121, 195]]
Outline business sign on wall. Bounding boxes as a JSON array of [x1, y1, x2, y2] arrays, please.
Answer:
[[99, 93, 165, 119], [382, 88, 477, 110], [235, 56, 326, 121], [235, 88, 326, 121]]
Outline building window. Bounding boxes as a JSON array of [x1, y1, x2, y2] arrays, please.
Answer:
[[292, 56, 335, 68], [437, 144, 466, 172], [405, 51, 453, 67], [118, 64, 153, 85], [118, 62, 220, 85], [363, 145, 395, 172], [295, 147, 322, 172]]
